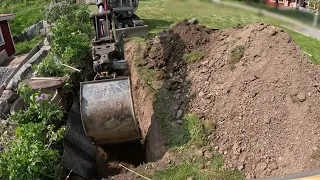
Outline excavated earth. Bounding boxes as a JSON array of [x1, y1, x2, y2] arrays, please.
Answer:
[[121, 21, 320, 179]]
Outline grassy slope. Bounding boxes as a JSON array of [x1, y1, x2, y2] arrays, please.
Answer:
[[15, 36, 42, 55], [0, 0, 49, 55], [0, 0, 50, 36]]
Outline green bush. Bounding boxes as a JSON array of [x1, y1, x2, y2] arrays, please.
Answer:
[[0, 122, 65, 180], [46, 2, 92, 37], [0, 85, 65, 180], [51, 19, 90, 67], [33, 53, 68, 77], [49, 2, 92, 67], [9, 85, 64, 125]]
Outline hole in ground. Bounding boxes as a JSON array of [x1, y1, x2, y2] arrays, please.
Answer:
[[97, 140, 146, 178]]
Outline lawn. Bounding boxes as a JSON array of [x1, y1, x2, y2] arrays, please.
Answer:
[[15, 36, 43, 56], [0, 0, 50, 36], [0, 0, 50, 55]]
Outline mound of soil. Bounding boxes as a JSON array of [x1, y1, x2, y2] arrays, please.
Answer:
[[186, 23, 320, 178], [128, 21, 320, 179]]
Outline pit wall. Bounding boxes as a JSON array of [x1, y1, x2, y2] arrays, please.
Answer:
[[125, 42, 167, 162]]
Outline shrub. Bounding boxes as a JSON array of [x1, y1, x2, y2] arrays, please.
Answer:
[[9, 85, 64, 125], [51, 18, 90, 67], [0, 85, 65, 180], [46, 2, 92, 37], [33, 53, 68, 77], [0, 123, 65, 180]]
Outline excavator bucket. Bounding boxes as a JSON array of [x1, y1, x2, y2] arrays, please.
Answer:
[[80, 78, 140, 145]]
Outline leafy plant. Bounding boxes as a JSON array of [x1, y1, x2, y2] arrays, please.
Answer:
[[0, 84, 66, 180], [9, 85, 64, 125], [51, 18, 90, 67], [0, 122, 65, 180], [33, 53, 68, 77], [46, 1, 92, 36]]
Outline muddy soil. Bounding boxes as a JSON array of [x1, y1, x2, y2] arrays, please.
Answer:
[[122, 21, 320, 179]]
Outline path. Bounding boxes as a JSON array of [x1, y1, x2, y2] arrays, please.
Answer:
[[212, 0, 320, 40]]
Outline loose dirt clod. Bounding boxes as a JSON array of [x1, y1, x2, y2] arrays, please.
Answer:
[[126, 21, 320, 179]]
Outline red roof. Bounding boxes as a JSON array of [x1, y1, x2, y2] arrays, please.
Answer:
[[0, 14, 15, 21]]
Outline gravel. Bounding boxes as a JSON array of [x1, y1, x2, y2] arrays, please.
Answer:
[[0, 67, 15, 85]]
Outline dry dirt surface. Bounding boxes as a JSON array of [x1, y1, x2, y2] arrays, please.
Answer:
[[126, 21, 320, 179], [185, 23, 320, 179]]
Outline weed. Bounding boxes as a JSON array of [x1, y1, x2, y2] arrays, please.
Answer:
[[33, 53, 68, 77], [184, 114, 207, 146], [183, 51, 206, 63], [229, 45, 245, 67]]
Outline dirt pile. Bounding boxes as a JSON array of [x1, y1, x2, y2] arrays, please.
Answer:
[[130, 21, 320, 179], [185, 23, 320, 178]]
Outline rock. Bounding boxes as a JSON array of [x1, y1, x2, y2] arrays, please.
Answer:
[[264, 118, 271, 124], [268, 28, 277, 36], [200, 67, 208, 73], [188, 18, 198, 25], [0, 85, 4, 97], [0, 101, 10, 119], [177, 120, 183, 124], [0, 90, 18, 103], [238, 164, 244, 171], [202, 74, 210, 81], [200, 60, 209, 65], [269, 162, 278, 171], [4, 82, 12, 90], [176, 109, 183, 119], [198, 91, 205, 98], [186, 177, 193, 180], [204, 150, 213, 159], [297, 92, 306, 102], [195, 149, 204, 157], [258, 162, 267, 171], [198, 164, 205, 169]]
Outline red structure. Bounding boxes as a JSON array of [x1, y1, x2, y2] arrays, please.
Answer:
[[265, 0, 308, 8], [0, 14, 15, 62]]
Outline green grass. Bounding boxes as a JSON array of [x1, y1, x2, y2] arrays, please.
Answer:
[[134, 0, 290, 36], [0, 0, 50, 36], [15, 36, 43, 55], [153, 155, 243, 180], [183, 51, 206, 63], [284, 28, 320, 64]]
